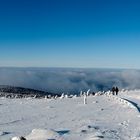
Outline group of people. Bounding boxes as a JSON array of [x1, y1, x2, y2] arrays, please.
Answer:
[[111, 86, 119, 95]]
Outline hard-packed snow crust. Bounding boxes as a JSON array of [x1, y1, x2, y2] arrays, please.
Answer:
[[0, 90, 140, 140]]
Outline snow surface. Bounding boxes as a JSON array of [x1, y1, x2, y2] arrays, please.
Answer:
[[0, 90, 140, 140]]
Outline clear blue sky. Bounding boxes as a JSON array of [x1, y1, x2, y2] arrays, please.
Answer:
[[0, 0, 140, 68]]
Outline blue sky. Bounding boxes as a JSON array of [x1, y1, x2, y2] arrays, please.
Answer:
[[0, 0, 140, 68]]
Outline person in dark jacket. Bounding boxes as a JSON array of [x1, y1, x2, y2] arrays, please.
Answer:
[[111, 87, 116, 95], [115, 87, 119, 95]]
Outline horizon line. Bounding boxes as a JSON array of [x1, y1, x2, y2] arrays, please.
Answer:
[[0, 66, 139, 71]]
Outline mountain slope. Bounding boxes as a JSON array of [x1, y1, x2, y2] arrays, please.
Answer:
[[0, 85, 59, 98]]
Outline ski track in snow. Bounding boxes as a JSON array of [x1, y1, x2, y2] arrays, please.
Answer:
[[0, 119, 23, 126], [0, 90, 140, 140]]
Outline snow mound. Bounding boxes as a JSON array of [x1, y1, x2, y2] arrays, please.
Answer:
[[12, 137, 26, 140], [12, 137, 21, 140], [0, 131, 5, 136], [25, 129, 63, 140]]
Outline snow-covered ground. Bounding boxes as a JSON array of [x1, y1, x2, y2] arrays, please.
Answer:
[[0, 90, 140, 140]]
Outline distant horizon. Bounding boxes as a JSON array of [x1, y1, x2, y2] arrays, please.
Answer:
[[0, 66, 139, 71]]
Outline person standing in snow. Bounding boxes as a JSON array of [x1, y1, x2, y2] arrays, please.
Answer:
[[115, 87, 119, 95], [111, 87, 115, 95]]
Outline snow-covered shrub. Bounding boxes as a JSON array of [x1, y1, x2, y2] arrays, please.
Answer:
[[60, 93, 65, 99], [84, 92, 87, 104]]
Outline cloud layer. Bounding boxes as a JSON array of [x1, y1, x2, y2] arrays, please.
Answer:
[[0, 67, 140, 94]]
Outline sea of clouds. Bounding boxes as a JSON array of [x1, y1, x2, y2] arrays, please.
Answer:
[[0, 67, 140, 94]]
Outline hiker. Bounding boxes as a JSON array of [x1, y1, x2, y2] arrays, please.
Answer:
[[115, 87, 119, 95], [111, 87, 116, 95]]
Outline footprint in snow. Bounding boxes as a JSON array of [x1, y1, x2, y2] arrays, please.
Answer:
[[77, 125, 100, 134], [87, 132, 104, 140], [119, 120, 129, 128]]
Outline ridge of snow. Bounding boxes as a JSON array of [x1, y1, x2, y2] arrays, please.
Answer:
[[105, 93, 139, 112]]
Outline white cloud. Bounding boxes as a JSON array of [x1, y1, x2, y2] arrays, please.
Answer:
[[0, 68, 139, 94]]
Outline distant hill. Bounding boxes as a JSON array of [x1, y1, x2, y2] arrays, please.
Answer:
[[0, 85, 59, 98]]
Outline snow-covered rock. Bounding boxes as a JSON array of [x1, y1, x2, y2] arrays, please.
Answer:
[[26, 129, 61, 140], [12, 137, 26, 140]]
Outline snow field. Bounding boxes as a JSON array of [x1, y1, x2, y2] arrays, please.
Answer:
[[0, 90, 140, 139]]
